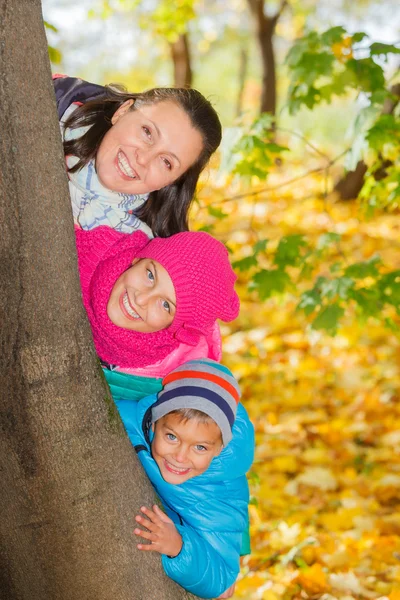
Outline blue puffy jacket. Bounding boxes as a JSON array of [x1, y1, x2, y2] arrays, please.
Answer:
[[116, 395, 254, 599]]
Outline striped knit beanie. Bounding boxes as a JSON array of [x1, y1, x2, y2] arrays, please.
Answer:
[[136, 231, 240, 346], [151, 359, 241, 446]]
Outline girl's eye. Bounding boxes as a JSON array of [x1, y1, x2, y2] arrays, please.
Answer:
[[146, 268, 154, 282], [162, 300, 171, 313], [162, 157, 172, 171], [142, 126, 152, 139], [167, 433, 176, 441]]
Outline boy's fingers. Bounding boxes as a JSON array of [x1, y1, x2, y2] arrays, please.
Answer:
[[134, 528, 157, 542], [140, 506, 160, 524], [137, 543, 158, 552], [136, 514, 157, 531], [153, 504, 172, 523], [134, 525, 157, 540]]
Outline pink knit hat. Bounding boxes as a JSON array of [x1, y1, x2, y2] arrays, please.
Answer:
[[136, 231, 240, 345]]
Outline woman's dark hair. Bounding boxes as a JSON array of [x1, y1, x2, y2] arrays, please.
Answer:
[[63, 85, 222, 237]]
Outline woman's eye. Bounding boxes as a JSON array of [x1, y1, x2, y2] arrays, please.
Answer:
[[162, 300, 171, 313], [162, 157, 172, 171], [167, 433, 176, 441], [146, 269, 154, 282], [142, 126, 152, 139]]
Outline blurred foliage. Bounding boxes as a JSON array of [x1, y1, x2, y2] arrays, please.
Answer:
[[218, 25, 400, 336], [285, 26, 400, 211], [88, 0, 195, 41], [44, 20, 62, 65], [194, 158, 400, 598]]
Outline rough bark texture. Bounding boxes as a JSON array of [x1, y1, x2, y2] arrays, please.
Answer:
[[170, 33, 192, 88], [0, 2, 196, 599], [246, 0, 287, 116]]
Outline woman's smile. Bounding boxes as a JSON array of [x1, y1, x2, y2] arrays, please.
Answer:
[[115, 150, 139, 181]]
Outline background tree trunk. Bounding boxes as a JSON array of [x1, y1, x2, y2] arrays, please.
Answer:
[[0, 2, 195, 599], [246, 0, 287, 116], [334, 81, 400, 200], [170, 33, 192, 87]]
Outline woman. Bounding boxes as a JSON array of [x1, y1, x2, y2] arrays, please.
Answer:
[[54, 75, 222, 237]]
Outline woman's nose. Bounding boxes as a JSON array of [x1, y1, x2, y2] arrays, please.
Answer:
[[135, 147, 154, 167]]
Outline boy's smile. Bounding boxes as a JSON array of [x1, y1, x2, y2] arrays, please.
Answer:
[[151, 413, 223, 484]]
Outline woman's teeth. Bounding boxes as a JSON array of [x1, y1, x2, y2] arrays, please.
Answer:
[[123, 293, 141, 319], [118, 151, 137, 179]]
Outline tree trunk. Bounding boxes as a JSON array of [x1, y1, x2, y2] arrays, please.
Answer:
[[257, 17, 276, 115], [246, 0, 287, 116], [170, 33, 192, 88], [0, 3, 195, 599], [334, 81, 400, 200]]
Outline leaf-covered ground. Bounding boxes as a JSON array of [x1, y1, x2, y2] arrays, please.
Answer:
[[194, 167, 400, 600]]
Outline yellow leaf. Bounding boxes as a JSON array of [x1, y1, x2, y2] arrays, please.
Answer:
[[296, 563, 329, 594], [262, 591, 280, 600]]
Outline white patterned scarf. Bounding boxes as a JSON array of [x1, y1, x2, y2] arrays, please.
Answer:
[[61, 104, 153, 238]]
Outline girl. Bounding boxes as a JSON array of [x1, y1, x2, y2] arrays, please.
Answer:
[[75, 225, 239, 399], [54, 75, 222, 237]]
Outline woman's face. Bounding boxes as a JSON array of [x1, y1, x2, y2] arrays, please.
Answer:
[[95, 100, 204, 195], [107, 258, 176, 333]]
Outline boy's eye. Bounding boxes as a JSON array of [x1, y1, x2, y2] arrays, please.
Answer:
[[166, 433, 176, 441], [146, 268, 154, 282], [195, 445, 207, 452], [162, 300, 171, 313]]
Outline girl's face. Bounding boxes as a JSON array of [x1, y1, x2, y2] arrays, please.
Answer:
[[95, 100, 204, 195], [107, 258, 176, 333]]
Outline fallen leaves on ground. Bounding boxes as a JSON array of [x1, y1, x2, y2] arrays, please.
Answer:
[[194, 165, 400, 599]]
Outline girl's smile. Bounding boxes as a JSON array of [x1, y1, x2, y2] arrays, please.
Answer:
[[120, 291, 142, 320], [107, 258, 176, 333]]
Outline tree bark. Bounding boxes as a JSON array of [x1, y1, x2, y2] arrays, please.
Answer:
[[0, 2, 195, 599], [246, 0, 287, 116], [170, 33, 192, 88]]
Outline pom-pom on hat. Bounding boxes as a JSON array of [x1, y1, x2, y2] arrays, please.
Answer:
[[151, 358, 241, 446], [136, 231, 239, 346]]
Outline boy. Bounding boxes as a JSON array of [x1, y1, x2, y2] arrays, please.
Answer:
[[116, 359, 254, 599]]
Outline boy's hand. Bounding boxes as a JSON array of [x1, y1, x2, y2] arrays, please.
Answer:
[[134, 504, 183, 558]]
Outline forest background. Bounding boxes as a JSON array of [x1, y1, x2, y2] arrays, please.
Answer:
[[42, 0, 400, 598]]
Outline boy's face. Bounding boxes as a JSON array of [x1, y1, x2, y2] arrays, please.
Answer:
[[107, 258, 176, 333], [151, 414, 223, 484]]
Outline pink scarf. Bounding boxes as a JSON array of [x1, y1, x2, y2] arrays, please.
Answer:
[[75, 227, 180, 369]]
